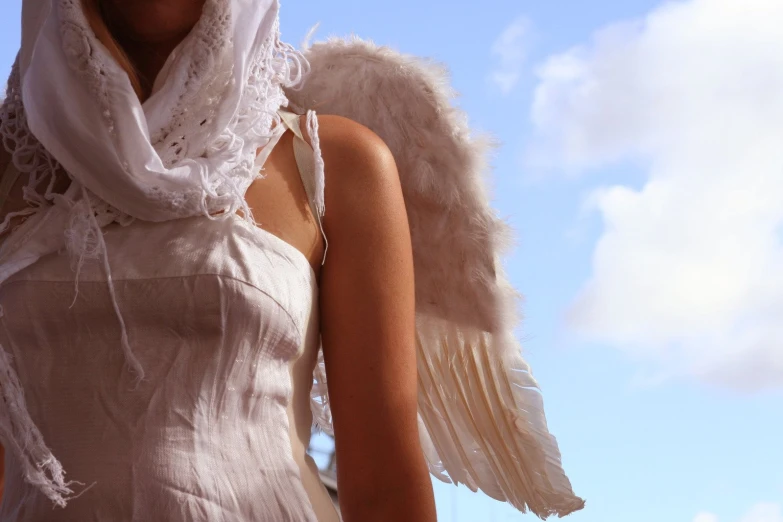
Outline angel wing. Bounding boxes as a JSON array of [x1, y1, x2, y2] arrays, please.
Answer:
[[284, 38, 585, 519]]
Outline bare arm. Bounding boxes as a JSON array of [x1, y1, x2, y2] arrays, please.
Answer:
[[317, 116, 436, 522]]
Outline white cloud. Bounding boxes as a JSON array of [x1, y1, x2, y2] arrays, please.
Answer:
[[694, 503, 783, 522], [528, 0, 783, 390], [741, 503, 783, 522], [489, 16, 531, 94]]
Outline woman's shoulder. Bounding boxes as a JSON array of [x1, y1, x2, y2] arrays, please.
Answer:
[[316, 115, 391, 159], [315, 114, 399, 202], [313, 114, 410, 265]]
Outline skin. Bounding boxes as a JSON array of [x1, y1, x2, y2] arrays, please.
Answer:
[[99, 0, 207, 96], [0, 1, 437, 520]]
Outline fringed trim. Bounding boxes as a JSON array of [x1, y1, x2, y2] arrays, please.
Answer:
[[414, 316, 584, 519], [0, 58, 63, 225], [272, 19, 310, 91], [78, 187, 145, 385], [0, 336, 81, 507], [194, 17, 312, 228]]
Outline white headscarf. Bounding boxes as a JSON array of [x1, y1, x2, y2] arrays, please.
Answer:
[[0, 0, 308, 506], [22, 0, 304, 220]]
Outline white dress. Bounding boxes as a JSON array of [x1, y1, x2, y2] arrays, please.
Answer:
[[0, 123, 341, 521]]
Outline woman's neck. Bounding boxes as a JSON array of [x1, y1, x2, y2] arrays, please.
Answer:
[[115, 36, 186, 97], [99, 1, 201, 100]]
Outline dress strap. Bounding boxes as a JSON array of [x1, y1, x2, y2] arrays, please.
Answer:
[[278, 109, 328, 265]]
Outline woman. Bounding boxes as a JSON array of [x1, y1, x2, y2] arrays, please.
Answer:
[[0, 0, 585, 520], [0, 0, 435, 520]]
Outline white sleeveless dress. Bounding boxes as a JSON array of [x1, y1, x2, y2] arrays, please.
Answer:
[[0, 117, 341, 521]]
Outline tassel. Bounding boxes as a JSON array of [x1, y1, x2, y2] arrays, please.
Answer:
[[0, 339, 77, 508]]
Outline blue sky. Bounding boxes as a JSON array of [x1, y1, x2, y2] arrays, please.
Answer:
[[2, 1, 782, 521]]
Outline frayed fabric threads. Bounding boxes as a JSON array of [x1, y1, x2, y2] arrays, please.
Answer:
[[78, 187, 145, 385], [0, 336, 78, 508]]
